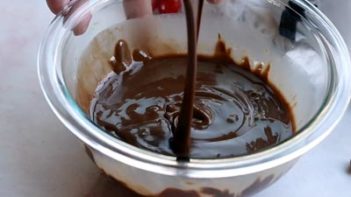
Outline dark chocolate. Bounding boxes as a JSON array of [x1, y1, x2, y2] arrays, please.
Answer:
[[90, 49, 294, 158]]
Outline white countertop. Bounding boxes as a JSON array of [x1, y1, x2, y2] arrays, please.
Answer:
[[0, 1, 350, 196]]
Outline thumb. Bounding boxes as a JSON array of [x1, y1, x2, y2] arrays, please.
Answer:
[[207, 0, 223, 4]]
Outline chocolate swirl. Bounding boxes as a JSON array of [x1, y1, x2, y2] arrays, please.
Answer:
[[90, 45, 294, 159]]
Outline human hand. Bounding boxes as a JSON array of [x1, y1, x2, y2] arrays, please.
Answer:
[[46, 0, 223, 35]]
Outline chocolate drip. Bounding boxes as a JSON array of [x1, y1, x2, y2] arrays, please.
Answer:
[[109, 40, 132, 74], [170, 0, 204, 161]]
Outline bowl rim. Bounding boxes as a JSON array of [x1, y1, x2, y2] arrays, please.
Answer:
[[38, 0, 351, 178]]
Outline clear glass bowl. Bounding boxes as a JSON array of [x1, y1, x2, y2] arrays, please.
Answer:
[[38, 0, 351, 196]]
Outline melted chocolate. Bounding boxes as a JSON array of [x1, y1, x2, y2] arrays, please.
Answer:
[[89, 38, 294, 159]]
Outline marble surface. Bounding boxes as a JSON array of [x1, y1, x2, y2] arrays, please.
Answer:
[[0, 1, 350, 196]]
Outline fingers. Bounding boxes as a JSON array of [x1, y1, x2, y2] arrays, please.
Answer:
[[46, 0, 70, 14], [64, 0, 92, 36], [47, 0, 91, 35], [47, 0, 224, 16], [207, 0, 223, 4], [47, 0, 223, 36], [123, 0, 153, 19], [72, 12, 92, 35]]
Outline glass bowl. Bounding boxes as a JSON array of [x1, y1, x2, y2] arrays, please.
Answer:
[[38, 0, 351, 196]]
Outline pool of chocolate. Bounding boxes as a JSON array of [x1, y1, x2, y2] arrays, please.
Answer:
[[81, 39, 295, 159]]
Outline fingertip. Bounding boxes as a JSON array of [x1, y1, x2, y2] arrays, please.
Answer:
[[207, 0, 223, 4], [47, 0, 70, 14], [123, 0, 153, 19], [73, 13, 92, 36]]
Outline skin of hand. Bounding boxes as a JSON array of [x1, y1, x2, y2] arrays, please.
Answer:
[[47, 0, 223, 35]]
